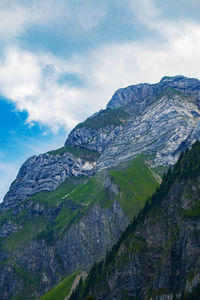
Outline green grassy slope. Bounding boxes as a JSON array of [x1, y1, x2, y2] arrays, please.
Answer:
[[4, 217, 48, 252], [39, 271, 80, 300], [71, 107, 129, 131], [29, 176, 86, 207], [47, 146, 100, 161], [56, 155, 159, 221], [109, 155, 159, 219]]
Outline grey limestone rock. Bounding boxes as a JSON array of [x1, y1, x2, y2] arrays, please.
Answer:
[[58, 202, 129, 274], [65, 124, 123, 153], [1, 151, 96, 211], [97, 94, 200, 170], [107, 75, 200, 109]]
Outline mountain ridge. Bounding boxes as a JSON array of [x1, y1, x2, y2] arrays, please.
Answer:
[[107, 75, 200, 109], [2, 75, 200, 211]]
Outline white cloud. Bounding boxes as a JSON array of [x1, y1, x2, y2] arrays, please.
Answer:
[[0, 0, 106, 42], [1, 15, 200, 132], [129, 0, 160, 25], [0, 47, 85, 131]]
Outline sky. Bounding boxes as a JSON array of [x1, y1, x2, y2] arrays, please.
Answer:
[[1, 0, 200, 201]]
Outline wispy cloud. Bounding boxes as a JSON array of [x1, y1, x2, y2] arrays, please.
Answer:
[[129, 0, 160, 25], [0, 0, 106, 42]]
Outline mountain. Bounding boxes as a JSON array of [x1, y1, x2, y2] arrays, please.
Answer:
[[70, 141, 200, 300], [0, 75, 200, 299], [3, 75, 200, 211]]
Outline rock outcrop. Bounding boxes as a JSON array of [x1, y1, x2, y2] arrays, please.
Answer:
[[107, 75, 200, 109], [97, 94, 200, 169], [1, 149, 97, 212]]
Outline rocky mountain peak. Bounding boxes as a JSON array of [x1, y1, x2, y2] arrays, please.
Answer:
[[107, 75, 200, 109], [159, 74, 186, 82]]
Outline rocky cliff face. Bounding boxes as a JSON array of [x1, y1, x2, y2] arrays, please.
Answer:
[[58, 201, 129, 274], [71, 141, 200, 300], [1, 148, 98, 212], [0, 199, 128, 300], [65, 108, 129, 153], [97, 93, 200, 169], [66, 75, 200, 173], [107, 75, 200, 109]]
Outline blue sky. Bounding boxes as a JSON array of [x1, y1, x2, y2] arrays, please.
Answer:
[[1, 0, 200, 201]]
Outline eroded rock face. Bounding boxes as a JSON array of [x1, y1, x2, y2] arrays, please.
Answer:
[[0, 200, 128, 300], [0, 220, 22, 237], [58, 202, 129, 274], [65, 125, 123, 153], [107, 75, 200, 109], [66, 75, 200, 172], [97, 94, 200, 170], [1, 152, 96, 211]]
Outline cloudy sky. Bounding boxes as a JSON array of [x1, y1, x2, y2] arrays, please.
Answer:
[[1, 0, 200, 201]]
